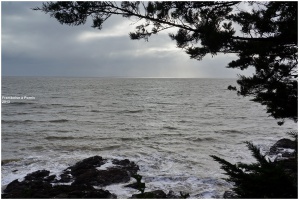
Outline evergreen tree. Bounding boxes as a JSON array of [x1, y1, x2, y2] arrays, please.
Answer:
[[34, 1, 298, 125], [211, 140, 298, 198]]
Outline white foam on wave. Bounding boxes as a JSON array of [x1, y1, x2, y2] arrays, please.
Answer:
[[96, 160, 115, 170], [98, 177, 138, 199], [143, 175, 230, 198], [1, 153, 234, 198]]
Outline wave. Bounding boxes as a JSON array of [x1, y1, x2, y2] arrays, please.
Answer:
[[163, 126, 178, 130], [2, 119, 69, 124], [16, 112, 29, 115], [56, 130, 70, 133], [45, 136, 77, 140], [2, 120, 34, 124], [156, 102, 177, 105], [35, 103, 85, 108], [64, 105, 85, 108], [2, 112, 29, 116], [49, 119, 69, 123], [1, 159, 21, 165], [120, 137, 135, 141], [27, 146, 45, 150], [190, 137, 216, 142], [10, 102, 35, 105], [32, 105, 50, 109], [39, 129, 70, 133], [179, 120, 190, 123], [91, 110, 101, 112], [99, 145, 121, 151], [54, 145, 121, 152], [118, 110, 144, 114], [215, 130, 244, 134], [204, 102, 221, 107]]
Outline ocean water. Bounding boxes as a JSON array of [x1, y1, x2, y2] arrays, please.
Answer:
[[1, 77, 296, 198]]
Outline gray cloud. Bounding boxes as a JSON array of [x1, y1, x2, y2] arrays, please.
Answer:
[[2, 2, 254, 78]]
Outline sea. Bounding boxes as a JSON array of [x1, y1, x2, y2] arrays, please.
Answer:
[[1, 77, 296, 198]]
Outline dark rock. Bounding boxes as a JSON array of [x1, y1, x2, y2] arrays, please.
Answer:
[[112, 159, 140, 176], [227, 85, 237, 91], [223, 190, 238, 199], [58, 174, 72, 183], [71, 168, 100, 186], [281, 151, 294, 158], [268, 138, 297, 183], [50, 184, 117, 198], [70, 158, 139, 187], [3, 180, 23, 194], [69, 155, 106, 176], [125, 182, 139, 189], [149, 190, 167, 198], [24, 170, 50, 181], [2, 176, 116, 199], [131, 190, 167, 199], [166, 190, 181, 199], [269, 138, 296, 156], [94, 168, 132, 186], [2, 156, 139, 198], [44, 175, 56, 182], [112, 158, 131, 166], [3, 179, 53, 198]]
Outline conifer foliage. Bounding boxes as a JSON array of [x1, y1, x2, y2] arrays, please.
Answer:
[[211, 140, 297, 198]]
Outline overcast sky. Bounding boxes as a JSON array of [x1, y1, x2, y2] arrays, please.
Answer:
[[1, 1, 255, 78]]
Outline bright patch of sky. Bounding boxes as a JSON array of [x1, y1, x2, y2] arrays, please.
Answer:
[[1, 1, 254, 78]]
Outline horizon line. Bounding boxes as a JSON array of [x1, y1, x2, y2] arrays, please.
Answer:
[[1, 75, 238, 79]]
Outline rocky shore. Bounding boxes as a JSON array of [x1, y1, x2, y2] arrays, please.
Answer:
[[1, 156, 181, 199], [2, 137, 297, 199]]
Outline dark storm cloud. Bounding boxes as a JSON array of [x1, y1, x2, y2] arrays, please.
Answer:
[[1, 1, 254, 78]]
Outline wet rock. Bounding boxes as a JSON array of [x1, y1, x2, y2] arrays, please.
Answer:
[[69, 157, 139, 186], [223, 190, 238, 199], [131, 190, 167, 199], [93, 167, 132, 186], [58, 174, 72, 183], [50, 185, 116, 198], [166, 190, 182, 199], [227, 85, 237, 91], [68, 156, 106, 176], [2, 180, 116, 199], [269, 138, 296, 157], [2, 156, 139, 198], [112, 158, 139, 176], [148, 190, 167, 198], [3, 179, 53, 198], [125, 182, 139, 189], [24, 170, 50, 181], [44, 175, 56, 182]]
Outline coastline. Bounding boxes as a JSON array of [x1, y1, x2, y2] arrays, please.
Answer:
[[2, 136, 296, 199]]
